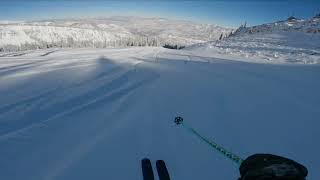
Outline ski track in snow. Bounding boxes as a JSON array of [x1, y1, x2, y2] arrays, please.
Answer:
[[0, 47, 319, 180]]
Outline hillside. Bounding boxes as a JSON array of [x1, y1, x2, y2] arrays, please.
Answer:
[[234, 15, 320, 35], [0, 17, 231, 51], [187, 16, 320, 64]]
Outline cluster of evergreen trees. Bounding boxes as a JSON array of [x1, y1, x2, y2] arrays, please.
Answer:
[[0, 36, 188, 52], [217, 31, 234, 41], [162, 44, 185, 49]]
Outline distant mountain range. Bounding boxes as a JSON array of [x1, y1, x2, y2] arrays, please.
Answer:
[[0, 16, 231, 52]]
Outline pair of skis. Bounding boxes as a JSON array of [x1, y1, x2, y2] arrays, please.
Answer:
[[141, 159, 171, 180]]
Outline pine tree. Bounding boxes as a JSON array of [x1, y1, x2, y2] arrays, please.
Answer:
[[219, 33, 224, 40]]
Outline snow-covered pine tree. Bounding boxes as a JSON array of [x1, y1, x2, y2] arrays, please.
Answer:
[[219, 33, 224, 40]]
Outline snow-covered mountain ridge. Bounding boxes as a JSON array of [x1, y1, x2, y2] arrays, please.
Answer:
[[188, 15, 320, 64], [0, 17, 231, 51], [233, 15, 320, 35]]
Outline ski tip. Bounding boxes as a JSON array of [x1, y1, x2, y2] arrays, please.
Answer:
[[141, 158, 154, 180], [142, 158, 151, 163], [156, 160, 171, 180], [156, 160, 165, 165]]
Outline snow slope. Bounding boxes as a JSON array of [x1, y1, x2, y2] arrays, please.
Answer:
[[188, 16, 320, 64], [0, 47, 319, 180], [0, 17, 231, 51]]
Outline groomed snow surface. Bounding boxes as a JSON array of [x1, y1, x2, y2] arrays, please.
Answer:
[[0, 47, 319, 180]]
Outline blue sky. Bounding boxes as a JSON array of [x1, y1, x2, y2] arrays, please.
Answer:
[[0, 0, 319, 28]]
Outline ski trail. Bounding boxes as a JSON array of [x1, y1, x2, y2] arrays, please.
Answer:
[[0, 66, 126, 135], [21, 65, 158, 180], [0, 58, 134, 133], [0, 62, 99, 79], [0, 88, 59, 119], [42, 88, 139, 180], [0, 62, 38, 72], [0, 64, 159, 142], [0, 64, 122, 111], [0, 54, 96, 78]]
